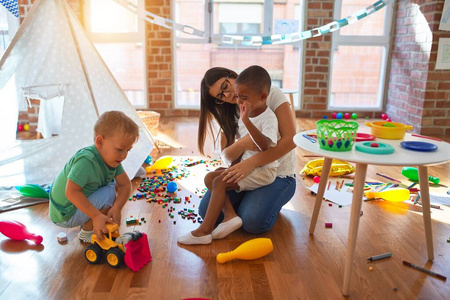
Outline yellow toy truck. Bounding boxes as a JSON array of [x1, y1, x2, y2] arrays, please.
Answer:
[[84, 223, 151, 271]]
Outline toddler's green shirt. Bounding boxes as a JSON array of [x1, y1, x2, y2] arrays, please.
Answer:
[[49, 145, 124, 223]]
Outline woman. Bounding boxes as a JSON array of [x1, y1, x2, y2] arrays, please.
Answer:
[[198, 67, 297, 234]]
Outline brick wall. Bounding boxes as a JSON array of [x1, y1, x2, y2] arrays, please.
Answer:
[[387, 0, 450, 137], [299, 0, 333, 118]]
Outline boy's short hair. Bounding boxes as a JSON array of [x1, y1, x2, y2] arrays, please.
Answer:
[[94, 111, 139, 142], [235, 65, 271, 94]]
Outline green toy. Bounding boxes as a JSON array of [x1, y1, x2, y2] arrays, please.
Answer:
[[401, 167, 440, 185], [15, 184, 49, 199]]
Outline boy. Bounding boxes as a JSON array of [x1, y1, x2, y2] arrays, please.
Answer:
[[49, 111, 139, 242], [178, 65, 279, 245]]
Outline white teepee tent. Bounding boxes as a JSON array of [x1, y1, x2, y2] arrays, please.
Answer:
[[0, 0, 154, 186]]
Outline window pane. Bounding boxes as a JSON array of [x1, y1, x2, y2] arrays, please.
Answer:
[[339, 0, 385, 36], [330, 46, 383, 108], [174, 0, 205, 39], [175, 0, 303, 108], [89, 0, 138, 33], [175, 43, 300, 108], [216, 3, 263, 34], [94, 43, 146, 107]]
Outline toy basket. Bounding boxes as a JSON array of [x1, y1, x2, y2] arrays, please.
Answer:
[[137, 111, 160, 136], [316, 120, 359, 151]]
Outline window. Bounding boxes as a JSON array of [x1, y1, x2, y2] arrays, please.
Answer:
[[329, 0, 393, 110], [0, 5, 19, 58], [218, 3, 262, 35], [84, 0, 146, 108], [173, 0, 304, 109]]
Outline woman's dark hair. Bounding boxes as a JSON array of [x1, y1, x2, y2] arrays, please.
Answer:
[[198, 67, 239, 155]]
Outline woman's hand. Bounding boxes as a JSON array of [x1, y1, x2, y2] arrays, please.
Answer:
[[222, 158, 256, 183]]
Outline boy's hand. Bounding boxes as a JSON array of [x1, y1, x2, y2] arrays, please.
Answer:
[[239, 102, 251, 121], [93, 214, 114, 241], [222, 158, 256, 183], [107, 206, 122, 225]]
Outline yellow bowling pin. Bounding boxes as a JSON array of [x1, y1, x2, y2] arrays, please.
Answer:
[[145, 156, 173, 173], [365, 188, 410, 202], [216, 238, 273, 263]]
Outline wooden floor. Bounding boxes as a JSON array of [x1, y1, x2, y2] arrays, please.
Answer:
[[1, 117, 449, 299]]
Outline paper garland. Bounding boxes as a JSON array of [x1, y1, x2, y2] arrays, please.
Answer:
[[114, 0, 393, 46]]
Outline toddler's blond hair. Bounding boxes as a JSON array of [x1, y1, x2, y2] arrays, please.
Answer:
[[94, 111, 139, 142]]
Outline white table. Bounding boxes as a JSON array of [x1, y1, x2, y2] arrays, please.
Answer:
[[294, 130, 450, 295]]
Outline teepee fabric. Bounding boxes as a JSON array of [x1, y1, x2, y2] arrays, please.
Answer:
[[0, 0, 154, 185]]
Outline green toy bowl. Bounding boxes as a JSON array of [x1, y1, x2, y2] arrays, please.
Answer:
[[316, 120, 359, 152]]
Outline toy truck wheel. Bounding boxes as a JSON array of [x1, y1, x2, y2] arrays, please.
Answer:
[[106, 248, 124, 268], [85, 244, 103, 264]]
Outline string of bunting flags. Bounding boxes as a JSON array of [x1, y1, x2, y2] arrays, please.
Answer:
[[0, 0, 19, 17], [114, 0, 393, 46]]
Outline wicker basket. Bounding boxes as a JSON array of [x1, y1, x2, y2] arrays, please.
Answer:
[[137, 111, 160, 136], [316, 119, 358, 151]]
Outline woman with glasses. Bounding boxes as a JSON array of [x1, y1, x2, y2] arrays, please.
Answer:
[[198, 67, 297, 234]]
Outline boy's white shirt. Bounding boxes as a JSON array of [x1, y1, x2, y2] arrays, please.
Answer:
[[215, 86, 296, 178], [221, 106, 279, 169]]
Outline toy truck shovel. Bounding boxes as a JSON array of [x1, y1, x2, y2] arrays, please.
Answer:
[[123, 232, 152, 272]]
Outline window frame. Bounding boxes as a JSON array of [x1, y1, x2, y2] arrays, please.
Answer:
[[328, 0, 394, 111], [172, 0, 304, 110], [173, 0, 273, 44]]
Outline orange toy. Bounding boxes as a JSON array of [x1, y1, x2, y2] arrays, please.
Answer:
[[216, 238, 273, 263]]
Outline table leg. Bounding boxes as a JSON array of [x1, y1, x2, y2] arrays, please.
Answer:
[[418, 166, 434, 261], [343, 163, 367, 296], [309, 157, 332, 234]]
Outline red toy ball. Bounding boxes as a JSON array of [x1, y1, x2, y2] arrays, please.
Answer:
[[386, 118, 392, 122], [17, 124, 24, 132], [344, 113, 350, 119], [313, 176, 320, 183], [332, 112, 337, 119], [381, 113, 387, 120]]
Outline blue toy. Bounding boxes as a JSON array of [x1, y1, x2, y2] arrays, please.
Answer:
[[166, 181, 178, 193]]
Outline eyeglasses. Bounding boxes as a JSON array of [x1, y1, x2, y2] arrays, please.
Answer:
[[215, 75, 232, 105]]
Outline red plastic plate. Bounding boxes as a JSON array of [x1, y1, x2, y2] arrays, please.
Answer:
[[355, 133, 376, 142]]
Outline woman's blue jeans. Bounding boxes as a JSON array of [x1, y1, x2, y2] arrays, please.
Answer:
[[198, 176, 296, 234]]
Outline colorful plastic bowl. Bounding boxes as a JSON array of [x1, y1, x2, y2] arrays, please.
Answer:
[[365, 121, 413, 140]]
